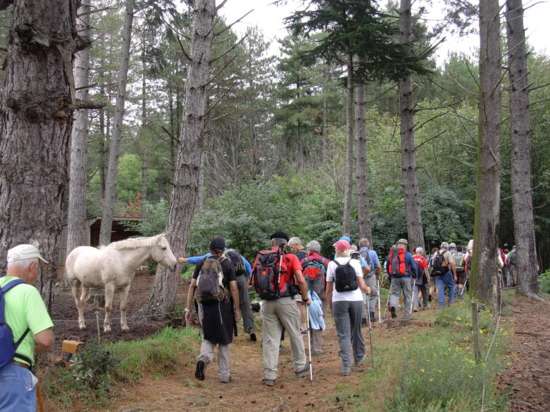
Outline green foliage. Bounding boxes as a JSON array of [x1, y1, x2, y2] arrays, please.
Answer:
[[137, 199, 169, 236], [44, 328, 200, 409], [539, 271, 550, 294]]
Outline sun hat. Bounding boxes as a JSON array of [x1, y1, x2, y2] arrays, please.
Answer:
[[333, 239, 351, 252], [7, 244, 49, 264]]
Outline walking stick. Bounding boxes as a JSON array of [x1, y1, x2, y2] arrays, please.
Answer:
[[306, 306, 313, 382], [409, 278, 416, 315], [377, 278, 382, 324], [365, 297, 375, 368]]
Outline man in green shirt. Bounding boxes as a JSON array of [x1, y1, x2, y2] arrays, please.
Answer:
[[0, 244, 54, 412]]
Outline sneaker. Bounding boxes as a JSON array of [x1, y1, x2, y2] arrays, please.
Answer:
[[262, 378, 276, 386], [341, 369, 351, 376], [295, 364, 310, 378], [390, 306, 397, 319], [220, 376, 231, 384], [195, 360, 205, 381], [369, 312, 376, 323], [250, 332, 257, 342]]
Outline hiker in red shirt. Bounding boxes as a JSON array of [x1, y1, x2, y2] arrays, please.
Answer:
[[412, 247, 430, 311]]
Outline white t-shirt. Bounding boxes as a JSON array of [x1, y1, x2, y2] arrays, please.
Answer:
[[326, 257, 364, 302]]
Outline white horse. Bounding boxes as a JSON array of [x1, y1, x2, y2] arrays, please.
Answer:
[[65, 233, 177, 332]]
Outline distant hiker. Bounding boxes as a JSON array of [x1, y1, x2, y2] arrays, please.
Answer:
[[449, 243, 467, 297], [185, 237, 240, 383], [180, 249, 256, 342], [252, 232, 311, 386], [412, 247, 430, 310], [288, 237, 308, 333], [301, 240, 329, 298], [307, 290, 325, 356], [387, 239, 417, 320], [1, 244, 54, 412], [358, 238, 381, 323], [430, 242, 457, 308], [506, 245, 518, 286], [325, 239, 371, 376]]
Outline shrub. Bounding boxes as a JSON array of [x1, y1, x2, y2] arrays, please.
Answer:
[[539, 270, 550, 294]]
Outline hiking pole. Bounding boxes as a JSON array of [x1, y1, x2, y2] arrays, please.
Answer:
[[306, 305, 313, 382], [377, 278, 382, 324], [365, 296, 375, 368]]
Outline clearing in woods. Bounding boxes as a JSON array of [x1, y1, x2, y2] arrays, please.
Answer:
[[104, 315, 433, 412]]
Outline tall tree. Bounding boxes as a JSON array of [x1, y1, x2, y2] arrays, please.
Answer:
[[342, 57, 354, 235], [472, 0, 501, 304], [67, 0, 92, 254], [354, 56, 371, 241], [505, 0, 539, 297], [0, 0, 81, 290], [99, 0, 135, 245], [399, 0, 424, 250], [147, 0, 216, 316]]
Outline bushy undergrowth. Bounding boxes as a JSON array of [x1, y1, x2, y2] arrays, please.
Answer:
[[43, 327, 199, 409], [335, 299, 509, 412], [539, 270, 550, 294]]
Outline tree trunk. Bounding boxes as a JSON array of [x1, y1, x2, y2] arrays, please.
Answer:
[[472, 0, 501, 305], [342, 57, 354, 235], [146, 0, 216, 317], [140, 36, 148, 213], [99, 0, 135, 245], [399, 0, 425, 251], [505, 0, 539, 297], [0, 0, 78, 288], [67, 0, 91, 256], [355, 57, 372, 242]]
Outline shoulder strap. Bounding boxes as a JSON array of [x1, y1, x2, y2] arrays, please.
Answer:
[[0, 279, 25, 294]]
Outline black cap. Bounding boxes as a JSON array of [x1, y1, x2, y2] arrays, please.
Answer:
[[270, 231, 289, 241], [209, 237, 226, 252]]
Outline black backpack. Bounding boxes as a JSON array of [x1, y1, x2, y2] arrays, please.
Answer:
[[225, 250, 246, 277], [333, 260, 358, 292], [196, 258, 226, 303], [431, 252, 447, 277]]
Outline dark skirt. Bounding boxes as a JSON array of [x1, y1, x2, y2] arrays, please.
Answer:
[[200, 298, 234, 345]]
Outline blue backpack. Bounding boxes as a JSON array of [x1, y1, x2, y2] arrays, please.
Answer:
[[0, 279, 31, 369]]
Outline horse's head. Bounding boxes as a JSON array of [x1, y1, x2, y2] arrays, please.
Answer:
[[150, 234, 177, 270]]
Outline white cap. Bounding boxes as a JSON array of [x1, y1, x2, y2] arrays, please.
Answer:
[[7, 244, 49, 264]]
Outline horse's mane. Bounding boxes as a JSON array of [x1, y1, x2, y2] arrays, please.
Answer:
[[108, 234, 164, 250]]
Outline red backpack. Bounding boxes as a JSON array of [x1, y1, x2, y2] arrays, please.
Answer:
[[301, 258, 326, 281], [252, 249, 295, 300], [388, 246, 407, 277]]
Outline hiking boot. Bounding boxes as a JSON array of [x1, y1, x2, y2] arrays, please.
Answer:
[[369, 312, 376, 323], [295, 364, 310, 378], [390, 306, 397, 319], [250, 332, 257, 342], [195, 360, 206, 381], [262, 378, 276, 386]]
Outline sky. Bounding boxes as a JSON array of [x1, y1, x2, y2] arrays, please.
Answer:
[[219, 0, 550, 66]]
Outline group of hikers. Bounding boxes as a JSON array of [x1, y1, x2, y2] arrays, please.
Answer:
[[0, 233, 478, 409], [178, 232, 475, 385]]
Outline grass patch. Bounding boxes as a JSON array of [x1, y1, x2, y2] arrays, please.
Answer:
[[43, 327, 200, 410], [334, 298, 510, 411]]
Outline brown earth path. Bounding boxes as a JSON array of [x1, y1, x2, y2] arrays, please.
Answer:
[[103, 316, 429, 412], [499, 296, 550, 412]]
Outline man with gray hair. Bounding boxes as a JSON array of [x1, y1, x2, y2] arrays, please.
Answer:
[[358, 238, 381, 323], [1, 244, 54, 411]]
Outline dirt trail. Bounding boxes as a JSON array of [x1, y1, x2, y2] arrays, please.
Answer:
[[106, 317, 426, 412], [499, 296, 550, 412]]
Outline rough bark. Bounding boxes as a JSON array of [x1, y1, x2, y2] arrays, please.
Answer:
[[505, 0, 539, 296], [0, 0, 78, 288], [146, 0, 216, 317], [99, 0, 134, 245], [67, 0, 91, 256], [399, 0, 424, 251], [472, 0, 501, 304], [342, 57, 354, 235], [354, 56, 372, 242]]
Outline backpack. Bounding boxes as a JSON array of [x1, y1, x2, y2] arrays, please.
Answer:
[[302, 258, 326, 282], [252, 249, 289, 300], [1, 279, 31, 370], [225, 250, 246, 277], [431, 251, 448, 276], [196, 258, 226, 303], [453, 251, 466, 272], [333, 260, 358, 292], [388, 247, 407, 277]]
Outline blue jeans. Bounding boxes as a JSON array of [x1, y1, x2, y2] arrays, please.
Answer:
[[0, 363, 37, 412], [435, 271, 455, 307]]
